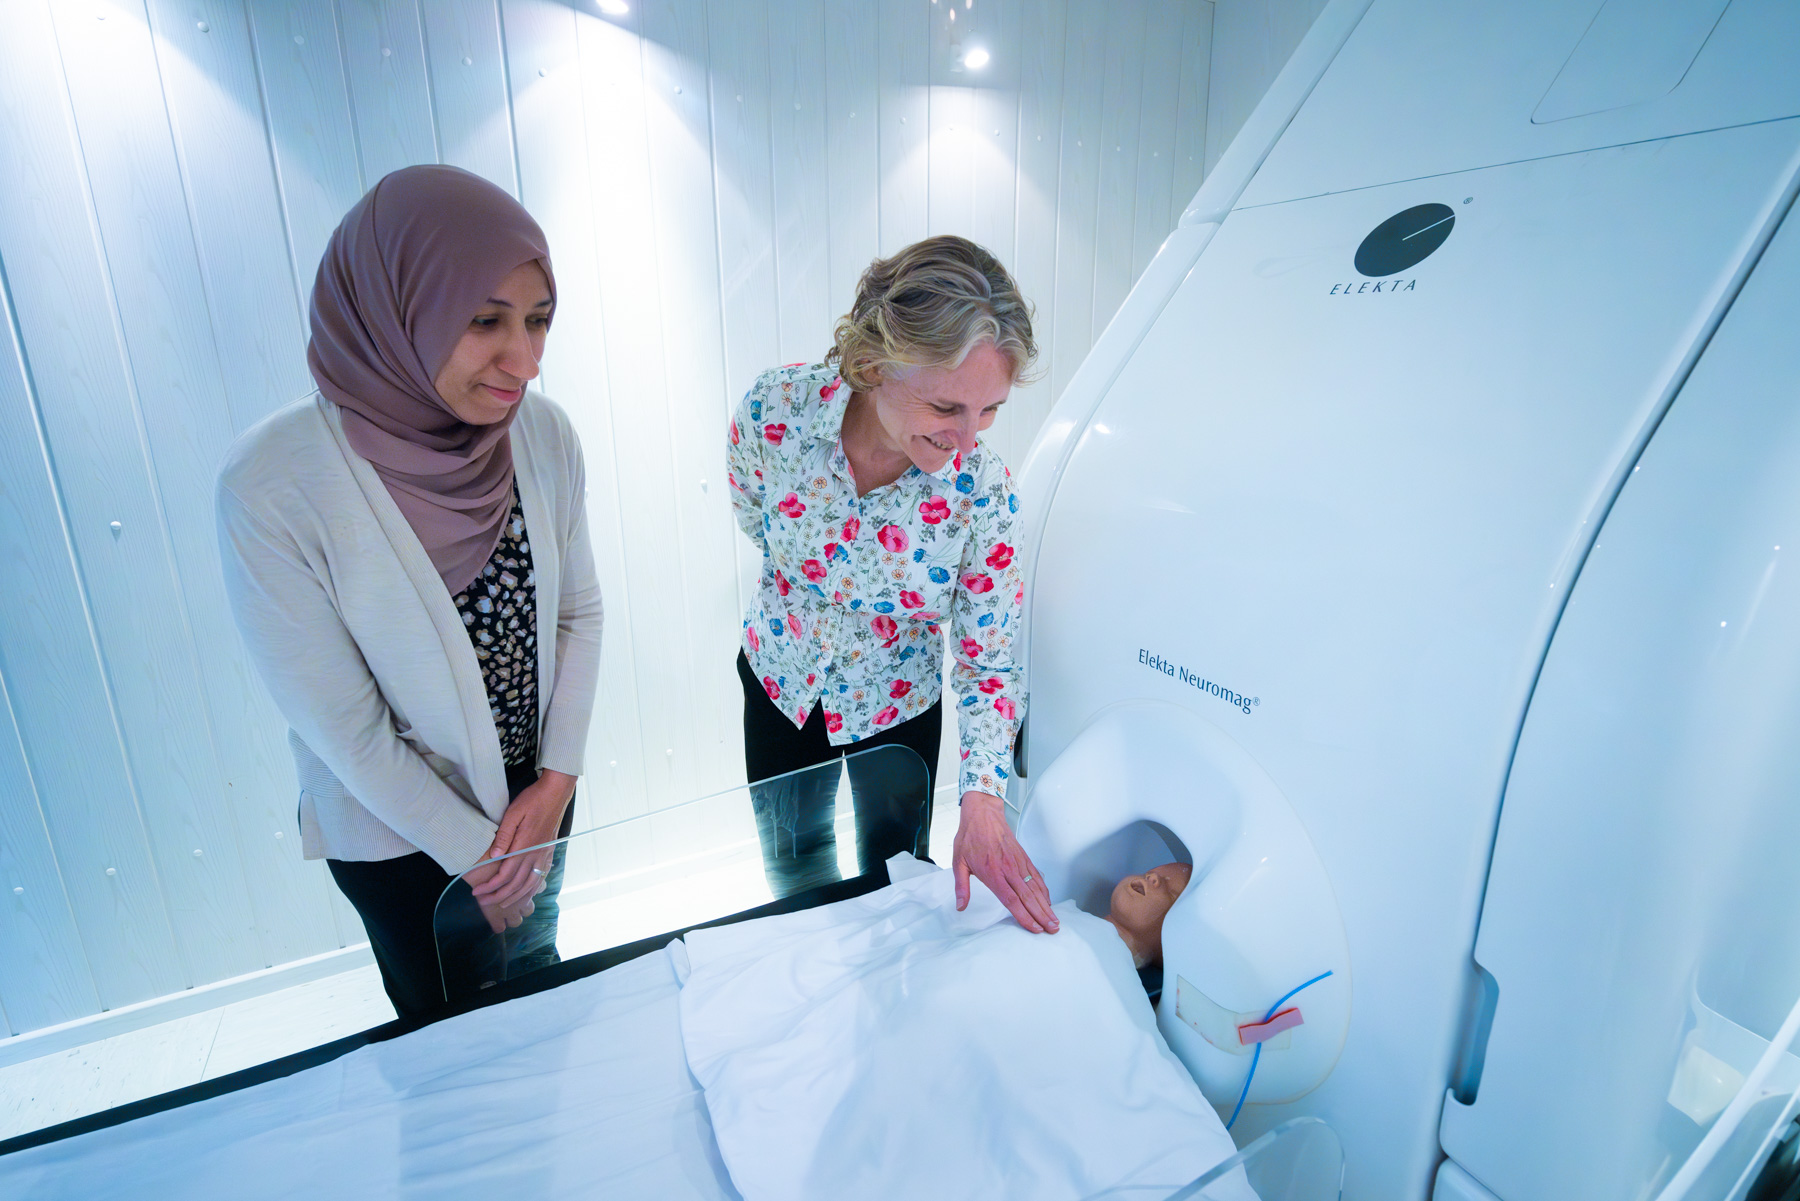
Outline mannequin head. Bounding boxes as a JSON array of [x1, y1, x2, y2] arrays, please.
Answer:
[[1104, 862, 1193, 969]]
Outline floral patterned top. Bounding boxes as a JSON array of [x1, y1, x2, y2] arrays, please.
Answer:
[[451, 486, 538, 769], [727, 362, 1024, 800]]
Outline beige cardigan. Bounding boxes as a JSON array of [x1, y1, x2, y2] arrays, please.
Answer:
[[216, 392, 602, 874]]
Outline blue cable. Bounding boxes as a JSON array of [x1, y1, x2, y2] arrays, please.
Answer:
[[1223, 969, 1335, 1131]]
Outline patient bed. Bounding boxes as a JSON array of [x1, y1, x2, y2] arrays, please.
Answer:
[[0, 753, 1339, 1201]]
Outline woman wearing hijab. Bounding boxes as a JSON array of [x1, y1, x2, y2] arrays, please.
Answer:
[[217, 165, 602, 1017]]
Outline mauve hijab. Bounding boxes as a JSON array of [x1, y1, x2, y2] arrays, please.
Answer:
[[307, 164, 556, 597]]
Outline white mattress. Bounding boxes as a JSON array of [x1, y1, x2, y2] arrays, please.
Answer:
[[0, 946, 739, 1201]]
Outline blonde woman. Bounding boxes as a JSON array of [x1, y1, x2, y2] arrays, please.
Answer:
[[726, 236, 1056, 933]]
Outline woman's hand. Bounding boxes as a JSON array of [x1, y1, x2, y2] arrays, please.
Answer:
[[466, 769, 577, 914], [953, 791, 1058, 934]]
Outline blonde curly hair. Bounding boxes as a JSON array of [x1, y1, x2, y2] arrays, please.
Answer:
[[828, 235, 1038, 392]]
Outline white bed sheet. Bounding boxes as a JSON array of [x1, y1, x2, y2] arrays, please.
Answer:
[[0, 946, 739, 1201], [678, 863, 1244, 1201]]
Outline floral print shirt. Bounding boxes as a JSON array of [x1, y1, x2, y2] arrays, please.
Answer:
[[727, 362, 1025, 800]]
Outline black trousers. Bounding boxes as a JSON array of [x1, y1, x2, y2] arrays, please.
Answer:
[[739, 650, 940, 899], [327, 761, 576, 1019]]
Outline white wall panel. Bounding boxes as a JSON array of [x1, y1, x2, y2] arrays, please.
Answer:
[[0, 0, 1265, 1036], [1206, 0, 1324, 174]]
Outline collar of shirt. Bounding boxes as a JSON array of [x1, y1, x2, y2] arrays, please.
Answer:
[[805, 381, 963, 492]]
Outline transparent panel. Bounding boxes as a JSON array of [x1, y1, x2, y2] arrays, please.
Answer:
[[431, 744, 931, 1002], [1130, 1117, 1343, 1201]]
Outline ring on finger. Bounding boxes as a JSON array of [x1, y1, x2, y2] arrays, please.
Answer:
[[1020, 873, 1033, 885]]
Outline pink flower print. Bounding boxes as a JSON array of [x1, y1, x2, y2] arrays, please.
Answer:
[[953, 453, 963, 471], [787, 614, 803, 638], [802, 559, 827, 582], [994, 696, 1017, 720], [763, 423, 787, 445], [820, 379, 842, 401], [823, 542, 838, 561], [872, 706, 899, 727], [919, 496, 950, 524], [985, 542, 1014, 570], [877, 524, 908, 552], [842, 516, 860, 542], [746, 624, 760, 651], [871, 615, 900, 648], [959, 637, 983, 659], [825, 710, 843, 733], [898, 590, 925, 609], [926, 622, 941, 635], [978, 677, 1004, 694], [890, 679, 912, 699], [774, 570, 791, 596], [763, 676, 781, 700], [777, 493, 805, 518], [961, 572, 995, 594], [729, 420, 741, 445], [806, 673, 816, 685]]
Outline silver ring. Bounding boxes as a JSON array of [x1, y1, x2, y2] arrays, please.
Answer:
[[1020, 874, 1032, 885], [531, 867, 545, 877]]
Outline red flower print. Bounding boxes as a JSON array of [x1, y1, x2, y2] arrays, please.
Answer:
[[926, 623, 941, 636], [985, 543, 1014, 570], [890, 679, 912, 699], [774, 570, 791, 596], [802, 559, 826, 582], [763, 676, 781, 700], [763, 424, 787, 445], [952, 453, 963, 472], [806, 674, 816, 685], [825, 711, 843, 733], [777, 493, 805, 518], [823, 542, 838, 561], [787, 614, 803, 637], [919, 496, 950, 524], [960, 637, 983, 659], [746, 625, 760, 651], [729, 421, 741, 445], [898, 590, 925, 609], [842, 517, 860, 542], [877, 524, 908, 552], [871, 615, 899, 647], [873, 706, 899, 727], [961, 572, 994, 594], [994, 697, 1017, 720], [820, 379, 841, 401], [978, 677, 1004, 694]]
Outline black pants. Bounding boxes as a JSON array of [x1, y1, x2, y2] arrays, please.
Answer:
[[327, 761, 576, 1019], [739, 650, 940, 899]]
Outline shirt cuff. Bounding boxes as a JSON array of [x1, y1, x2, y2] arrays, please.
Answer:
[[958, 752, 1013, 804]]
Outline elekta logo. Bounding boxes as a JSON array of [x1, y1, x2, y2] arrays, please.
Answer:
[[1329, 201, 1456, 295]]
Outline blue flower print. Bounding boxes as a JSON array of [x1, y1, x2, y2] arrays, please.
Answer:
[[912, 548, 926, 562], [873, 601, 895, 613], [955, 473, 975, 494], [928, 566, 950, 584], [977, 613, 993, 628], [769, 620, 784, 637], [1007, 494, 1018, 513]]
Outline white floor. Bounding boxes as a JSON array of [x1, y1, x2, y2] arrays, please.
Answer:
[[0, 798, 959, 1144]]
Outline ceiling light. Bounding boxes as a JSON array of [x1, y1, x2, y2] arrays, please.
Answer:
[[964, 46, 990, 70], [597, 0, 629, 14]]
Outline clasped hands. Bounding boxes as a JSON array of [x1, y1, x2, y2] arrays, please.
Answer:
[[461, 769, 577, 934], [952, 790, 1058, 934]]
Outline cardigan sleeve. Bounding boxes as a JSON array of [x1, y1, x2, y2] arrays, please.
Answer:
[[537, 420, 603, 777], [216, 481, 499, 874]]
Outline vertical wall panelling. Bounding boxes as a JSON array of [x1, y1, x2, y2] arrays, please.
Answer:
[[1172, 1, 1215, 219], [877, 0, 931, 254], [500, 0, 647, 854], [641, 0, 742, 799], [1047, 0, 1108, 406], [995, 0, 1069, 474], [0, 0, 187, 1008], [1090, 2, 1154, 352], [58, 0, 346, 974], [1205, 0, 1324, 175], [578, 7, 698, 812], [418, 1, 518, 194], [337, 0, 438, 183], [1, 0, 1239, 1036], [822, 0, 880, 328], [247, 1, 366, 318]]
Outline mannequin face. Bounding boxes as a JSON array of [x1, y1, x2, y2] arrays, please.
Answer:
[[1106, 862, 1193, 968], [858, 340, 1013, 474], [433, 261, 553, 425]]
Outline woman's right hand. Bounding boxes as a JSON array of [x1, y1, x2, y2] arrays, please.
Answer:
[[462, 851, 548, 933]]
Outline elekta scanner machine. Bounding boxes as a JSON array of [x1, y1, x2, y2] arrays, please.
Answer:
[[1014, 0, 1800, 1197], [6, 2, 1800, 1200]]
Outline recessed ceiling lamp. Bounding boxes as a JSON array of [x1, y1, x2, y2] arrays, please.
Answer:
[[598, 0, 629, 14], [963, 46, 990, 70]]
